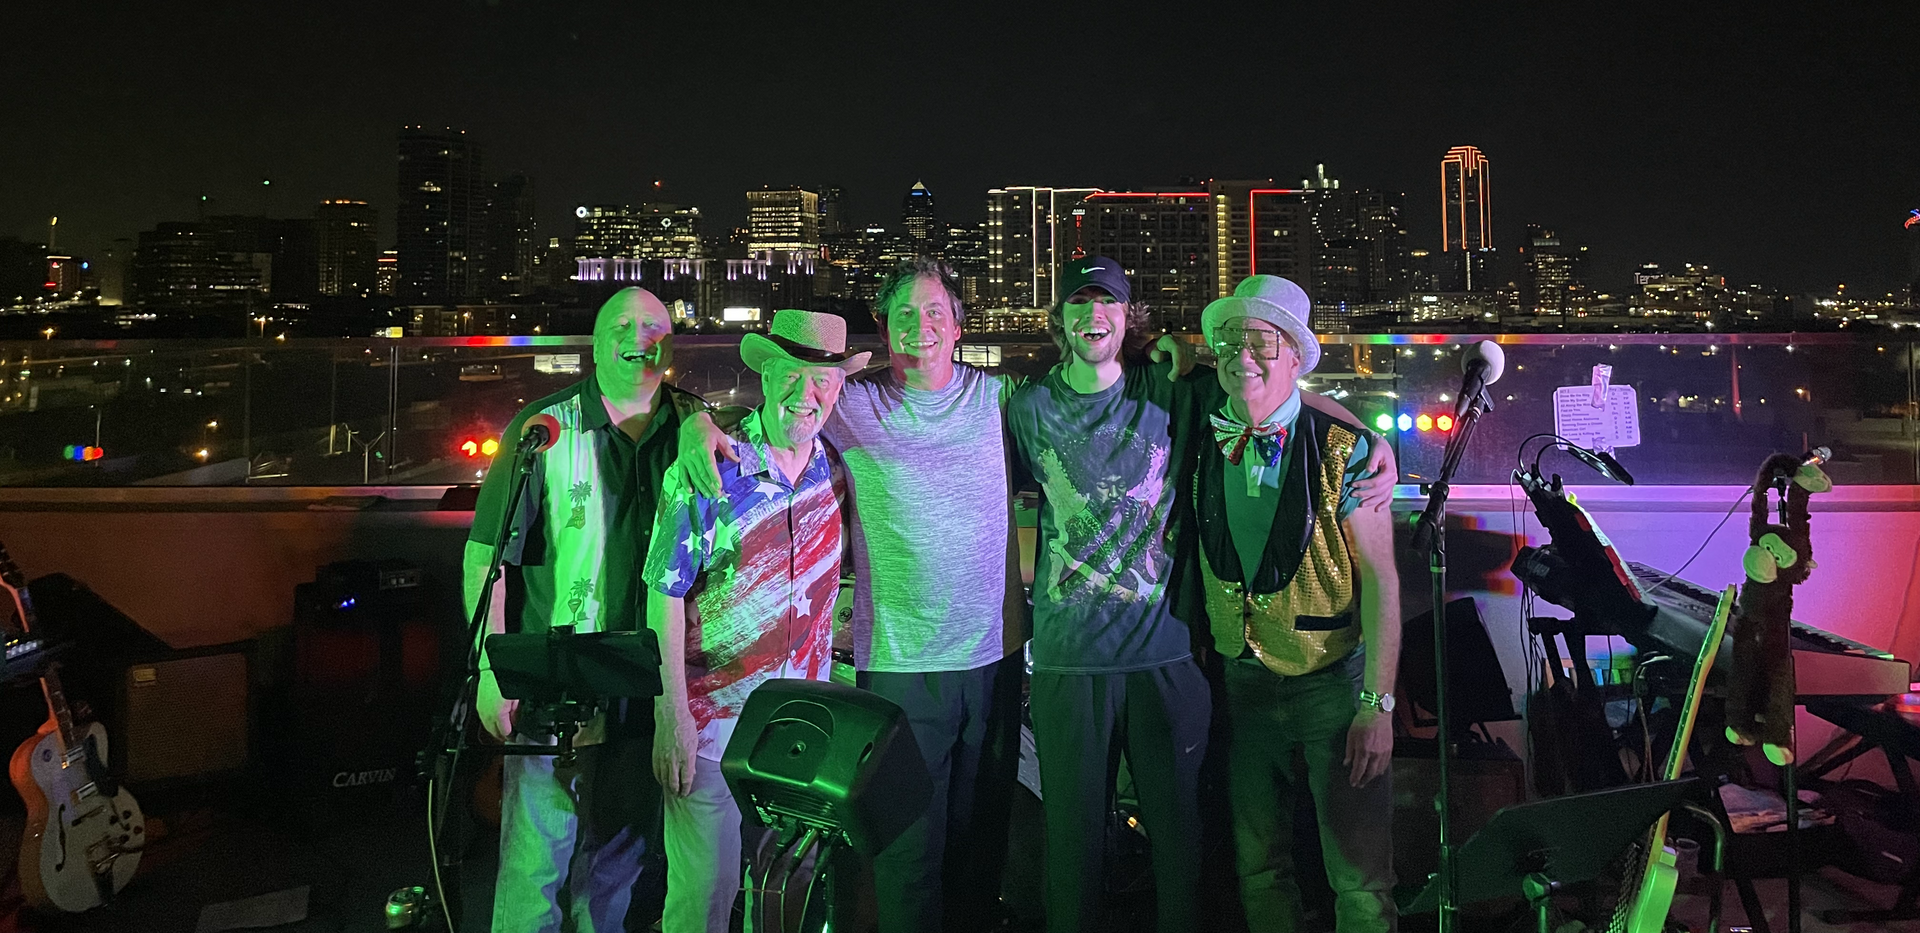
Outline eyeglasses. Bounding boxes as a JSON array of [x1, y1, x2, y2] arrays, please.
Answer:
[[1209, 328, 1290, 360]]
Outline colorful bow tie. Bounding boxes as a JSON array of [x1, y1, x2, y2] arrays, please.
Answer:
[[1211, 411, 1286, 467]]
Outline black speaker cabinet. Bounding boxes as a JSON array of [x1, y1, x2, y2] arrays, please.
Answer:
[[720, 680, 930, 857], [274, 560, 440, 805]]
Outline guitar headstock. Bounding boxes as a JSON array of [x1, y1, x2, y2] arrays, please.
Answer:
[[0, 542, 32, 633], [0, 542, 22, 595]]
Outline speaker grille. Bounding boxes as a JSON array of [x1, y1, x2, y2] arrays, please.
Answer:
[[122, 652, 249, 784]]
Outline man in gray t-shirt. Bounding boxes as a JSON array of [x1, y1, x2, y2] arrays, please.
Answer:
[[677, 259, 1025, 933]]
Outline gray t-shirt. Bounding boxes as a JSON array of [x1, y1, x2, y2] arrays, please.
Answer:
[[1007, 361, 1194, 675], [824, 363, 1024, 673]]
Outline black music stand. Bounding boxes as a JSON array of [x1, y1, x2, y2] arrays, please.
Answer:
[[483, 629, 662, 767], [1403, 779, 1698, 933]]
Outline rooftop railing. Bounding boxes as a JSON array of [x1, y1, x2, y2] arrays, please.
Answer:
[[0, 333, 1913, 488]]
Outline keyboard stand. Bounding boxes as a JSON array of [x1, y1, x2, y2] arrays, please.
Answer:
[[1806, 698, 1920, 925]]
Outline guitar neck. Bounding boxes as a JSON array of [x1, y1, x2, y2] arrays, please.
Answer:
[[38, 664, 83, 755]]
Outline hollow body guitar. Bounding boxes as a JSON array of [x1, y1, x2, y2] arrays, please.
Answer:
[[1, 543, 145, 912], [1610, 584, 1736, 933]]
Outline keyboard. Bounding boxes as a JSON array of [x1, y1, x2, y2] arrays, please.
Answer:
[[1625, 562, 1911, 698]]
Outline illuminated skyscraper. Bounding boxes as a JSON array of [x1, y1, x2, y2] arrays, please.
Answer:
[[746, 188, 821, 252], [902, 181, 937, 248], [1440, 146, 1491, 252], [316, 200, 379, 298], [397, 127, 489, 302], [984, 186, 1101, 310], [818, 186, 848, 237], [574, 204, 703, 260], [1074, 190, 1216, 332], [1519, 224, 1586, 315], [1209, 179, 1312, 297], [488, 173, 537, 297]]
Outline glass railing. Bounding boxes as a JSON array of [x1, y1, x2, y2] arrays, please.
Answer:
[[0, 333, 1913, 487]]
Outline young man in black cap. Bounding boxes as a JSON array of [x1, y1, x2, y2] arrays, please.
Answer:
[[1005, 255, 1212, 932], [1007, 258, 1398, 931]]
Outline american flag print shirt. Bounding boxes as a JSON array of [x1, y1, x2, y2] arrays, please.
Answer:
[[643, 411, 845, 760]]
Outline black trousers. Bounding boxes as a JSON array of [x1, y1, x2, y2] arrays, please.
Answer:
[[859, 652, 1024, 933], [1030, 659, 1211, 933]]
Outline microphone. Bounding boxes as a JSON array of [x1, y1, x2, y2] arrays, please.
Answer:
[[1800, 446, 1832, 468], [519, 413, 561, 454], [1563, 444, 1636, 486], [1454, 340, 1506, 418]]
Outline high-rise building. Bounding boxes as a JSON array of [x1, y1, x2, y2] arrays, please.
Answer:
[[573, 205, 646, 258], [489, 173, 537, 297], [823, 225, 889, 304], [376, 249, 399, 296], [573, 204, 703, 260], [902, 181, 938, 249], [1072, 190, 1217, 332], [1519, 225, 1586, 315], [98, 237, 132, 305], [396, 127, 489, 302], [1440, 146, 1492, 253], [1210, 179, 1314, 296], [818, 186, 848, 237], [132, 222, 263, 311], [316, 200, 379, 298], [941, 223, 989, 308], [985, 186, 1102, 310], [0, 237, 45, 306], [746, 188, 820, 253], [1307, 177, 1410, 326], [1441, 146, 1493, 293], [635, 205, 702, 259], [199, 214, 316, 304]]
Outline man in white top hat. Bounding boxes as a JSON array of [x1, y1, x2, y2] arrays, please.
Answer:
[[641, 309, 867, 933], [1192, 275, 1401, 932]]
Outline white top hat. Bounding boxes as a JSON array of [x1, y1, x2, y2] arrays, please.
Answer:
[[1200, 275, 1320, 374]]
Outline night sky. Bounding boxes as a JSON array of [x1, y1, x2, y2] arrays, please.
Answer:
[[5, 1, 1917, 295]]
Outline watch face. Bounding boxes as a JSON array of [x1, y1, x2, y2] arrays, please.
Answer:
[[1379, 693, 1396, 713]]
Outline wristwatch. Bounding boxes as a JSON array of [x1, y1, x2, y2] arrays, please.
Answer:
[[1359, 690, 1395, 713]]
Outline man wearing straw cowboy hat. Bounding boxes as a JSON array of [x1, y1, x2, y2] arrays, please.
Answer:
[[1192, 275, 1401, 933], [642, 309, 869, 933]]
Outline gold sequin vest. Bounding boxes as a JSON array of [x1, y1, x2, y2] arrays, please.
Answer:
[[1194, 410, 1359, 676]]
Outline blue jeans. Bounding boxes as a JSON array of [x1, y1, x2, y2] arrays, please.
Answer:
[[494, 726, 656, 933]]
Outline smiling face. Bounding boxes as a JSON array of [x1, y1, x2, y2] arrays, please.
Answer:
[[759, 358, 846, 450], [1060, 286, 1127, 366], [881, 274, 961, 372], [1215, 317, 1302, 412], [592, 288, 673, 396]]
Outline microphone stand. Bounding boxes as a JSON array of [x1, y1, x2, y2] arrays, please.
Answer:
[[417, 426, 550, 930], [1410, 379, 1495, 933]]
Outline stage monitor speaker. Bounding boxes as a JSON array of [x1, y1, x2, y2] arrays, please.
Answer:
[[116, 648, 249, 784], [720, 680, 931, 857], [1399, 597, 1518, 735]]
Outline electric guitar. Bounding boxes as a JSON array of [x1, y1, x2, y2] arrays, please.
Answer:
[[1608, 583, 1735, 933], [2, 543, 145, 911]]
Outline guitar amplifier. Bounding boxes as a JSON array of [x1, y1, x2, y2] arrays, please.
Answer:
[[114, 647, 251, 784], [270, 560, 443, 807]]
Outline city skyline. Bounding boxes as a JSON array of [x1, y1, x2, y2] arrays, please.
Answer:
[[3, 2, 1917, 297]]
